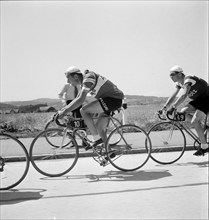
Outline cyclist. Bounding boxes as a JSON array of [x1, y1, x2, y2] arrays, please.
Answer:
[[58, 77, 82, 118], [55, 66, 124, 150], [161, 65, 209, 156]]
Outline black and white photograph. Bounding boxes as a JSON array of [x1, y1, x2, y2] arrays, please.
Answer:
[[0, 0, 208, 219]]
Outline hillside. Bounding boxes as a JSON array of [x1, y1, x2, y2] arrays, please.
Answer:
[[1, 98, 63, 111], [0, 95, 168, 111]]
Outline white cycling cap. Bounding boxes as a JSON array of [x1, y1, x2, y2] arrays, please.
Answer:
[[65, 66, 82, 77], [170, 65, 183, 73]]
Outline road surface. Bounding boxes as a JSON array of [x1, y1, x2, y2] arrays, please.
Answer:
[[0, 150, 208, 219]]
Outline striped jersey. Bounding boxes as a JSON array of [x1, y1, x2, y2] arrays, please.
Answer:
[[82, 71, 124, 99]]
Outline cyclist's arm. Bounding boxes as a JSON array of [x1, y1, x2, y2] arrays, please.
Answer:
[[163, 87, 180, 109], [58, 88, 88, 117], [172, 83, 192, 108]]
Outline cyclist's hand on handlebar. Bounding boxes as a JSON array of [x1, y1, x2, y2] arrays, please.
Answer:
[[167, 106, 176, 116], [53, 110, 64, 120], [158, 106, 167, 115], [157, 108, 167, 120], [158, 109, 163, 115]]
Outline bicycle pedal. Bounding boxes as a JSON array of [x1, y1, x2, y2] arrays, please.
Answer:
[[100, 159, 108, 166], [85, 145, 92, 151]]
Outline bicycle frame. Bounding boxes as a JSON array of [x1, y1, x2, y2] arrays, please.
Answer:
[[164, 111, 209, 147], [71, 114, 120, 144], [172, 121, 201, 146]]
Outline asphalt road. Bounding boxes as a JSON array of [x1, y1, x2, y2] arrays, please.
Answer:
[[0, 150, 208, 220]]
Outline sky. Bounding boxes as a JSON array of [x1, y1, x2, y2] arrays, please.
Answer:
[[1, 0, 208, 102]]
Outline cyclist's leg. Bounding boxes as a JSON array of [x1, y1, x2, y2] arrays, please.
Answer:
[[181, 103, 207, 144], [189, 99, 208, 144], [81, 98, 122, 143], [180, 104, 195, 121], [191, 109, 207, 144], [80, 100, 105, 140], [95, 113, 109, 141], [96, 98, 123, 141], [190, 97, 209, 155]]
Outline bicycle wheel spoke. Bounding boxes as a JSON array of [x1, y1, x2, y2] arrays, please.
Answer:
[[30, 128, 78, 177], [0, 134, 29, 190], [106, 124, 151, 171]]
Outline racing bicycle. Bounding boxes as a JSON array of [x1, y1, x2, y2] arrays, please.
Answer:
[[44, 112, 123, 147], [147, 110, 209, 164], [29, 108, 152, 177]]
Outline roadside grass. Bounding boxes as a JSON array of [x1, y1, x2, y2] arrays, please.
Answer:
[[0, 112, 54, 137], [0, 103, 163, 137]]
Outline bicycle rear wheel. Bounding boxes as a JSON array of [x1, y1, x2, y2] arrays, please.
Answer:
[[0, 133, 30, 190], [30, 128, 79, 177], [148, 122, 186, 164], [105, 124, 151, 171]]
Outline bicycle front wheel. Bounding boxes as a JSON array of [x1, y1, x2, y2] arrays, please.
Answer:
[[148, 122, 186, 164], [45, 119, 60, 130], [106, 124, 151, 171], [30, 128, 79, 177], [0, 133, 30, 190]]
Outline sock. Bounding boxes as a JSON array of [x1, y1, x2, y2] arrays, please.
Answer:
[[201, 143, 209, 149], [92, 135, 100, 142]]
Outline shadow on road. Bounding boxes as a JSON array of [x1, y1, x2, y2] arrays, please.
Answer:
[[40, 169, 172, 182], [86, 169, 172, 182], [0, 188, 46, 205]]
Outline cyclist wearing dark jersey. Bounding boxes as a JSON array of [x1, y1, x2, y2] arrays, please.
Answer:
[[161, 65, 209, 156], [56, 66, 124, 149]]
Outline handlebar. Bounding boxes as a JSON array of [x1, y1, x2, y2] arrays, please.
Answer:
[[157, 110, 185, 122], [53, 114, 66, 127], [157, 110, 167, 120]]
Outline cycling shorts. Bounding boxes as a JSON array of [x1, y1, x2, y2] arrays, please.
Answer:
[[98, 97, 123, 115], [189, 96, 209, 114]]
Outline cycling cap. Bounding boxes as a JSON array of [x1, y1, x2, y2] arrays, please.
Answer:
[[65, 66, 82, 77], [170, 65, 183, 73]]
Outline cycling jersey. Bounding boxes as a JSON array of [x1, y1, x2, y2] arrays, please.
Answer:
[[82, 71, 124, 100], [177, 75, 209, 100]]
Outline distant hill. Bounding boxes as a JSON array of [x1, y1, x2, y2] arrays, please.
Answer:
[[0, 103, 17, 110], [3, 98, 60, 106], [1, 98, 63, 111], [0, 95, 168, 111]]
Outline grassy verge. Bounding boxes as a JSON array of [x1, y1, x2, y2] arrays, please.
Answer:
[[1, 103, 192, 138]]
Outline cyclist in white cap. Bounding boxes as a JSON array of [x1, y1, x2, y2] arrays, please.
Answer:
[[55, 66, 124, 149], [161, 65, 209, 156]]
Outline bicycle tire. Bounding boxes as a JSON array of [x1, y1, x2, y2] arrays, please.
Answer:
[[0, 133, 30, 190], [45, 126, 72, 149], [45, 119, 72, 148], [148, 121, 186, 164], [29, 128, 79, 177], [105, 124, 151, 171], [45, 119, 58, 130]]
